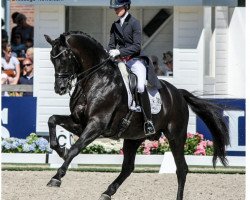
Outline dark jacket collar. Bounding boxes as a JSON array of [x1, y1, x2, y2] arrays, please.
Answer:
[[114, 13, 132, 35]]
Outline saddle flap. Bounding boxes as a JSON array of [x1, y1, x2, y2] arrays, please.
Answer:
[[128, 71, 137, 94]]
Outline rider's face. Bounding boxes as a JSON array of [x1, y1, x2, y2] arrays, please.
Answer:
[[114, 6, 126, 17]]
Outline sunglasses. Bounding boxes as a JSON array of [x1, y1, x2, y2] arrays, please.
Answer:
[[23, 63, 32, 67]]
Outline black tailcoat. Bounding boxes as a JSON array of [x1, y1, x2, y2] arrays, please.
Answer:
[[108, 13, 162, 89]]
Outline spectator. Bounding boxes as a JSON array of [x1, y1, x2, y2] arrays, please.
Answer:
[[10, 12, 20, 45], [19, 58, 33, 96], [163, 51, 173, 76], [150, 55, 164, 76], [25, 47, 34, 61], [25, 38, 34, 49], [1, 19, 8, 47], [1, 44, 21, 85], [15, 13, 34, 44], [11, 32, 26, 57]]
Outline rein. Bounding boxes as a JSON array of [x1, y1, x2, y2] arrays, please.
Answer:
[[67, 56, 111, 97], [74, 56, 111, 86]]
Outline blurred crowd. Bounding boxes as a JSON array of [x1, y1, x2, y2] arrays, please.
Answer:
[[1, 12, 34, 96], [151, 51, 173, 77], [1, 12, 173, 97]]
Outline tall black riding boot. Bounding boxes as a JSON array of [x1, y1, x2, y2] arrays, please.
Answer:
[[138, 89, 156, 136]]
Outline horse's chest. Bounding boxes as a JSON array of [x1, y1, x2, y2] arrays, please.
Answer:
[[70, 93, 87, 122]]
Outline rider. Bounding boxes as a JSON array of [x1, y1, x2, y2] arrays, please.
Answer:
[[107, 0, 156, 135]]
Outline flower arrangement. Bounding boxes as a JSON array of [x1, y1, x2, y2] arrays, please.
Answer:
[[1, 133, 51, 153], [81, 140, 123, 154], [136, 133, 213, 156], [185, 132, 214, 156], [137, 136, 170, 155], [81, 132, 213, 156], [1, 132, 213, 156]]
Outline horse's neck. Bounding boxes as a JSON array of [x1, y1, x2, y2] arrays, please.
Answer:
[[85, 62, 121, 88], [70, 63, 124, 118], [80, 54, 106, 71]]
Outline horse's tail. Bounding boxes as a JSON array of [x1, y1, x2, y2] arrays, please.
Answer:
[[179, 89, 230, 167]]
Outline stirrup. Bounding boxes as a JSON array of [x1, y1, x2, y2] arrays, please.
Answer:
[[144, 120, 156, 136]]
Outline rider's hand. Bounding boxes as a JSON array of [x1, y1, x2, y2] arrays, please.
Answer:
[[109, 49, 120, 58]]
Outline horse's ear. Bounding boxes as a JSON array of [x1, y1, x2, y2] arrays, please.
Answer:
[[44, 35, 53, 45], [60, 34, 66, 46]]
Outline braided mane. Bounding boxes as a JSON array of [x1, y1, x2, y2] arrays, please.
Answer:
[[62, 31, 105, 50]]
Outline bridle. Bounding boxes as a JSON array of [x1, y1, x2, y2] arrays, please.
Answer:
[[50, 37, 111, 95], [51, 44, 80, 79]]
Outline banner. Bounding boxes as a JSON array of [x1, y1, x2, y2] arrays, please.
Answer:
[[1, 97, 37, 139]]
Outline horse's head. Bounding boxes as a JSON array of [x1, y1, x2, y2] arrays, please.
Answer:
[[45, 32, 110, 95], [44, 34, 79, 95]]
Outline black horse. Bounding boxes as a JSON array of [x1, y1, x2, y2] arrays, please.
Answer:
[[44, 31, 230, 200]]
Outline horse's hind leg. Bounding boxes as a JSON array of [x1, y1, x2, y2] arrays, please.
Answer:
[[165, 126, 188, 200], [99, 139, 143, 200], [48, 115, 83, 159]]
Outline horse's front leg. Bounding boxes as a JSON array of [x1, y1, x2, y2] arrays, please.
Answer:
[[99, 139, 143, 200], [48, 115, 83, 159], [47, 119, 101, 187]]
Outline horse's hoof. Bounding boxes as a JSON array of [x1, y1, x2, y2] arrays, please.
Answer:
[[47, 178, 61, 187], [98, 194, 111, 200]]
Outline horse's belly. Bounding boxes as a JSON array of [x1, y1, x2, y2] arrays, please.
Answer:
[[120, 122, 146, 140]]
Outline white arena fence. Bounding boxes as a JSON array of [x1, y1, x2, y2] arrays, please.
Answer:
[[1, 152, 245, 173], [1, 130, 245, 173]]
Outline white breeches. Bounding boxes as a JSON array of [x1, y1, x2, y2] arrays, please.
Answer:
[[126, 59, 146, 93]]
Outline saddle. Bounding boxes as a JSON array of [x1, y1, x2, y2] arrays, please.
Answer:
[[116, 59, 162, 137]]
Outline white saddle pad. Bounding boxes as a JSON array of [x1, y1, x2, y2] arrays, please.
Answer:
[[118, 62, 162, 115], [123, 79, 162, 114]]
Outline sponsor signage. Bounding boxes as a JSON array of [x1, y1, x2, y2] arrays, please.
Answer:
[[56, 128, 74, 149], [1, 97, 37, 139]]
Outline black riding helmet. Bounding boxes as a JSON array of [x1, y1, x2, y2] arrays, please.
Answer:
[[109, 0, 131, 9]]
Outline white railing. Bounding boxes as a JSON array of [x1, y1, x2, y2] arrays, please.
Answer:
[[1, 152, 245, 173], [1, 84, 33, 92]]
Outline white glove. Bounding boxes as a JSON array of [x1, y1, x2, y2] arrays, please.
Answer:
[[109, 49, 120, 58]]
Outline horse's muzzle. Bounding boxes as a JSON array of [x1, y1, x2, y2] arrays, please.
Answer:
[[54, 86, 68, 95], [54, 79, 69, 95]]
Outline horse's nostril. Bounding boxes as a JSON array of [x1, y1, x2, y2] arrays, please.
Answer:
[[60, 86, 66, 91]]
